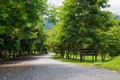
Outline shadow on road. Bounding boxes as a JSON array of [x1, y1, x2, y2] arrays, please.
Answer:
[[0, 53, 49, 65]]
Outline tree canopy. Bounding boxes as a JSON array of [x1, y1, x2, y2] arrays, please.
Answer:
[[1, 0, 120, 60], [46, 0, 120, 59], [0, 0, 47, 60]]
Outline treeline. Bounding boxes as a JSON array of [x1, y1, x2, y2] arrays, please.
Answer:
[[46, 0, 120, 60], [0, 0, 47, 60]]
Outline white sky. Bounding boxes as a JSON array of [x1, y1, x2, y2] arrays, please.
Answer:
[[47, 0, 120, 14], [47, 0, 64, 6], [105, 0, 120, 14]]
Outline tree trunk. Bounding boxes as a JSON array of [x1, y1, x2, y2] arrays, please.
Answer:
[[8, 50, 11, 59], [101, 53, 106, 61], [60, 49, 64, 58], [0, 49, 2, 58], [66, 50, 70, 59], [76, 52, 77, 59]]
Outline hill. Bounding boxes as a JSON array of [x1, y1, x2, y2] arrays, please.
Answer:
[[44, 18, 55, 30], [100, 56, 120, 72], [117, 15, 120, 20]]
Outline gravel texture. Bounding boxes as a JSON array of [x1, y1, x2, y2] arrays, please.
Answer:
[[0, 53, 120, 80]]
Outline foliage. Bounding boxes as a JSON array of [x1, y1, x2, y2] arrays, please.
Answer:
[[45, 0, 120, 60], [98, 26, 120, 56], [0, 0, 47, 60], [49, 0, 114, 59], [45, 22, 64, 52], [46, 3, 61, 24]]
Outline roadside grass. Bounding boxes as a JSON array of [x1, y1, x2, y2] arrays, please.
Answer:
[[53, 54, 120, 72], [100, 56, 120, 72], [53, 54, 110, 66]]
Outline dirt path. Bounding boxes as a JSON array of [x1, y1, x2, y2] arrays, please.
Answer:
[[0, 53, 120, 80]]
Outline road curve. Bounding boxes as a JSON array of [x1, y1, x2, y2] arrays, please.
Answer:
[[0, 53, 120, 80]]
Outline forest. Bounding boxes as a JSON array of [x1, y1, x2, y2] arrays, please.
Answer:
[[46, 0, 120, 61], [0, 0, 47, 60], [0, 0, 120, 62]]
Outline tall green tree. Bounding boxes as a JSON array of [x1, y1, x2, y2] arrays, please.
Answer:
[[0, 0, 47, 59], [55, 0, 112, 58]]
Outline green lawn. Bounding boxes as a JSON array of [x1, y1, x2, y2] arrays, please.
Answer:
[[100, 56, 120, 72], [53, 55, 120, 72]]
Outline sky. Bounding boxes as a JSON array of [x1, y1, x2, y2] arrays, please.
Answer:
[[47, 0, 63, 6], [105, 0, 120, 14], [47, 0, 120, 15]]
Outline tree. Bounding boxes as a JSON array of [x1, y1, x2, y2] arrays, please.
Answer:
[[103, 26, 120, 57], [46, 3, 61, 25], [0, 0, 47, 60], [53, 0, 113, 59], [95, 13, 120, 59]]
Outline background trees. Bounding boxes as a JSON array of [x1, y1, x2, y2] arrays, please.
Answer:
[[0, 0, 47, 60], [99, 25, 120, 57], [47, 0, 120, 60], [55, 0, 110, 58], [1, 0, 120, 61]]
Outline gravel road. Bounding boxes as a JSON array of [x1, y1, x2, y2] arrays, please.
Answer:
[[0, 53, 120, 80]]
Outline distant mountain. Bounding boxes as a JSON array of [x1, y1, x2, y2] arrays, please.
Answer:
[[44, 18, 55, 30], [117, 15, 120, 20], [43, 15, 120, 30]]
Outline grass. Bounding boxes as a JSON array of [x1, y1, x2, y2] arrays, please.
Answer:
[[53, 55, 108, 66], [53, 54, 120, 72], [100, 56, 120, 72]]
